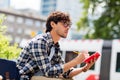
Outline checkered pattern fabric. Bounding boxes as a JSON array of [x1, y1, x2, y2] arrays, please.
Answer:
[[17, 32, 72, 80]]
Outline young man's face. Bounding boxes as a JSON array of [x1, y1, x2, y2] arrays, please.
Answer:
[[54, 21, 71, 38]]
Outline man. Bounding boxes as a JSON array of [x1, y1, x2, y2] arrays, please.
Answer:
[[17, 11, 96, 80]]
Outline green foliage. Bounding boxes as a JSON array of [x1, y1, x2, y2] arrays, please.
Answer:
[[0, 15, 21, 60], [77, 0, 90, 30], [77, 0, 120, 39], [0, 14, 6, 33]]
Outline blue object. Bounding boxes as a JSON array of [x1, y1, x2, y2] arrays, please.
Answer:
[[0, 58, 20, 80]]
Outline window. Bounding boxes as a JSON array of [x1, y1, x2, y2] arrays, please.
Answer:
[[42, 4, 49, 8], [65, 51, 77, 63], [24, 29, 31, 35], [116, 52, 120, 72], [7, 27, 14, 32], [35, 21, 41, 27], [7, 15, 15, 22], [17, 28, 23, 34], [25, 19, 33, 26], [43, 0, 48, 2], [16, 17, 23, 24], [88, 52, 95, 70]]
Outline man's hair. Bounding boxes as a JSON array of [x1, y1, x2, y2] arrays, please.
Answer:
[[45, 11, 71, 33]]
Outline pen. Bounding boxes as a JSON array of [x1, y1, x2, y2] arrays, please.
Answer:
[[73, 51, 80, 54]]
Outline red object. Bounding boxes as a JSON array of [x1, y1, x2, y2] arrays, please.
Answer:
[[84, 52, 100, 63], [86, 74, 99, 80]]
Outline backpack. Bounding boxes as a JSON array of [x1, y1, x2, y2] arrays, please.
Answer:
[[0, 58, 20, 80]]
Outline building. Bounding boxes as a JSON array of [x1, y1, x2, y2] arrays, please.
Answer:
[[0, 0, 83, 45], [0, 0, 10, 8], [40, 0, 57, 16], [0, 8, 46, 45]]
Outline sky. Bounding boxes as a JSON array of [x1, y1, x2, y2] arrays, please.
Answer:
[[10, 0, 40, 11]]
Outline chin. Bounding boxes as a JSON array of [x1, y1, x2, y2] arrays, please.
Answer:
[[62, 36, 67, 38], [60, 34, 67, 38]]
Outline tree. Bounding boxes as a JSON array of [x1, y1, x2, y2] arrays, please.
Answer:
[[77, 0, 120, 39], [0, 15, 21, 60]]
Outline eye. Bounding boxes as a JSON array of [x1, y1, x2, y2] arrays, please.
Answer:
[[64, 23, 72, 28], [64, 23, 68, 27]]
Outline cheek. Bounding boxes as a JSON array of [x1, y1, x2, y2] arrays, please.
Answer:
[[56, 28, 61, 34], [56, 26, 62, 32]]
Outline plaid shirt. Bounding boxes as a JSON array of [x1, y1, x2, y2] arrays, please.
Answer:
[[17, 32, 72, 80]]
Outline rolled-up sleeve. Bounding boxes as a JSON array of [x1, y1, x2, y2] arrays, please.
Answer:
[[62, 68, 74, 79], [45, 63, 64, 77]]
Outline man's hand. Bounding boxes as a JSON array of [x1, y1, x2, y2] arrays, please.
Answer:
[[75, 50, 89, 64], [82, 57, 97, 72]]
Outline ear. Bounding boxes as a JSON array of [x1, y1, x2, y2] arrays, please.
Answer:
[[50, 21, 55, 28]]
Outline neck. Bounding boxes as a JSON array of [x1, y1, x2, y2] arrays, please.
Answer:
[[50, 31, 60, 44]]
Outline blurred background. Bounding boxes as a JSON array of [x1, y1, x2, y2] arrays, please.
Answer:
[[0, 0, 120, 80], [0, 0, 120, 45], [0, 0, 85, 45]]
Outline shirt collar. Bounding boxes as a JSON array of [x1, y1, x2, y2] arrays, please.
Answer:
[[46, 32, 60, 48], [46, 32, 54, 46]]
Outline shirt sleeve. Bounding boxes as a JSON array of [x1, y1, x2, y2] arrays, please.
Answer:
[[62, 68, 74, 79], [29, 39, 64, 77], [57, 52, 74, 79], [17, 43, 37, 75]]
